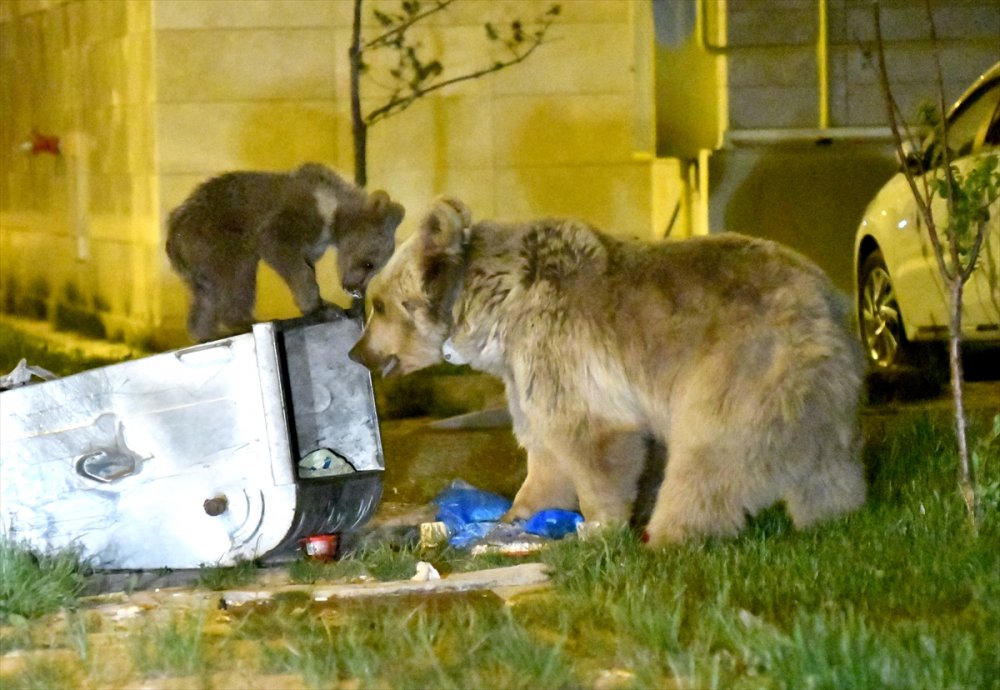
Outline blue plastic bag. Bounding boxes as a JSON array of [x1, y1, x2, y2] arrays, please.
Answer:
[[432, 480, 512, 540], [523, 509, 584, 539], [430, 481, 583, 549], [447, 521, 497, 549]]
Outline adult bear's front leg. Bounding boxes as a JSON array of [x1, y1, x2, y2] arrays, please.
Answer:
[[533, 426, 646, 527], [504, 444, 579, 521]]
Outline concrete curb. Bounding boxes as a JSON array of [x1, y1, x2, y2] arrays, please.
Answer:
[[223, 562, 550, 606]]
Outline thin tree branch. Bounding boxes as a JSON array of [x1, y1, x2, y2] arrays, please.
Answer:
[[959, 222, 988, 283], [871, 4, 954, 282], [364, 32, 551, 126], [874, 0, 986, 531], [351, 0, 559, 186], [924, 0, 963, 275], [363, 0, 455, 51], [350, 0, 367, 186]]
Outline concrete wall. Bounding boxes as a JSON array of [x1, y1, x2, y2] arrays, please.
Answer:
[[703, 0, 999, 294], [708, 141, 899, 294], [151, 0, 352, 344], [0, 0, 158, 345], [2, 0, 995, 346], [2, 0, 656, 348], [724, 0, 999, 130]]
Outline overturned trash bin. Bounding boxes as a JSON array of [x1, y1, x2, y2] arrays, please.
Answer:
[[0, 314, 383, 570]]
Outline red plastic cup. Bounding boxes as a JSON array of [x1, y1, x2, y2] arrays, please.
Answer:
[[299, 533, 340, 561]]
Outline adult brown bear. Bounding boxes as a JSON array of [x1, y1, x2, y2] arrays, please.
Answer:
[[351, 197, 866, 546]]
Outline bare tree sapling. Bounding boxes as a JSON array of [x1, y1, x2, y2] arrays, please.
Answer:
[[349, 0, 561, 187], [870, 1, 1000, 531]]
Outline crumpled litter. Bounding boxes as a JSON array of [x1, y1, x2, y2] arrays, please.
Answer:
[[298, 448, 356, 478], [0, 359, 57, 391], [411, 560, 441, 581], [430, 479, 584, 550]]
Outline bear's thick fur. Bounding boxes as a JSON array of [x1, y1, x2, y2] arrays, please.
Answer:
[[167, 163, 404, 342], [351, 197, 866, 545]]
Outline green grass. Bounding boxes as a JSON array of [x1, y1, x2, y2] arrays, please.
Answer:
[[0, 656, 82, 690], [203, 412, 1000, 688], [288, 554, 369, 584], [130, 609, 212, 678], [241, 411, 1000, 689], [0, 541, 88, 625], [0, 322, 124, 377], [197, 558, 262, 591], [7, 312, 990, 686], [236, 592, 576, 690], [532, 411, 1000, 689], [0, 541, 90, 660], [1, 411, 998, 689], [200, 540, 424, 588]]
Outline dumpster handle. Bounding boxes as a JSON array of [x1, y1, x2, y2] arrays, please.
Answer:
[[76, 450, 138, 483], [174, 339, 234, 363]]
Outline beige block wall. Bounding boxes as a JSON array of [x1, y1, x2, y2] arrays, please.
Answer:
[[0, 0, 159, 345], [152, 1, 355, 339], [3, 0, 662, 349]]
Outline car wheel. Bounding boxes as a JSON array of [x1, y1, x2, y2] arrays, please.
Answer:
[[859, 249, 908, 368]]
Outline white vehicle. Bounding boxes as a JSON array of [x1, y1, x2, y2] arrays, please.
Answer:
[[854, 62, 1000, 369]]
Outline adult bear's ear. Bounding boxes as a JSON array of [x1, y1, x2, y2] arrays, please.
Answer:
[[420, 196, 469, 250], [419, 197, 471, 321]]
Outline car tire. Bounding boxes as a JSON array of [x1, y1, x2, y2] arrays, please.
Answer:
[[858, 249, 909, 368]]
